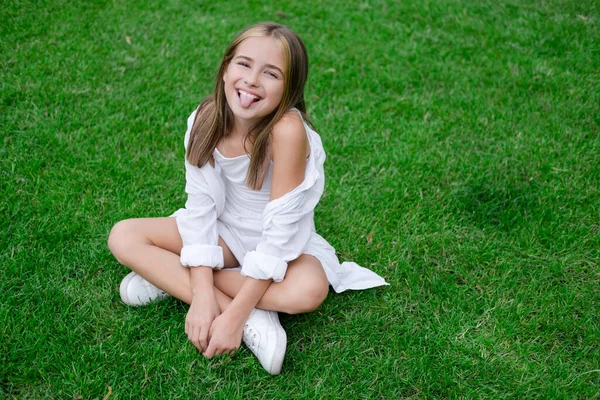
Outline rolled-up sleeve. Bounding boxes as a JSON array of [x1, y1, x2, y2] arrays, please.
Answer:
[[241, 205, 313, 281], [240, 159, 325, 281], [240, 126, 325, 282], [175, 160, 224, 268], [174, 109, 224, 269]]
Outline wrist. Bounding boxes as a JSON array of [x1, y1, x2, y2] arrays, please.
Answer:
[[223, 301, 253, 323], [192, 285, 215, 300], [190, 266, 215, 296]]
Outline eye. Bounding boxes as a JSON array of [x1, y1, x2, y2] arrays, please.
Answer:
[[265, 70, 279, 79], [237, 61, 250, 68]]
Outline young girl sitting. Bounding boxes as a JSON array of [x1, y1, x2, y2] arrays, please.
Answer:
[[108, 22, 388, 375]]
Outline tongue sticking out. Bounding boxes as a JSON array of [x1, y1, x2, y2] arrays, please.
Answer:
[[239, 91, 257, 108]]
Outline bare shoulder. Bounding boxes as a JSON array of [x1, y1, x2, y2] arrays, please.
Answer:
[[269, 111, 308, 198], [271, 110, 310, 159]]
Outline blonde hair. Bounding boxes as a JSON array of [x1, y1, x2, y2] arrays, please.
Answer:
[[186, 22, 311, 190]]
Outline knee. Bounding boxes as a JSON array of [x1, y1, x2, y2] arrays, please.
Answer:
[[282, 280, 329, 315], [107, 219, 136, 262]]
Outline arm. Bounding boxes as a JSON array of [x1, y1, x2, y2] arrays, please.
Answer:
[[177, 109, 225, 269], [226, 112, 309, 309], [177, 110, 226, 353], [177, 159, 225, 267], [203, 113, 309, 358], [240, 113, 316, 282]]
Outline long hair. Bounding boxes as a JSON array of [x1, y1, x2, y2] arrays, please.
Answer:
[[186, 22, 311, 190]]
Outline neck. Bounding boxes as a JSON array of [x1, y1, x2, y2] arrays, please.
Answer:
[[230, 118, 253, 138]]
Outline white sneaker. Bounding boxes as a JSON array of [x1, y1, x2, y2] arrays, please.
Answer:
[[119, 271, 169, 306], [243, 309, 287, 375]]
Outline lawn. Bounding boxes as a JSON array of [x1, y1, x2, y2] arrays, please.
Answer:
[[1, 0, 599, 398]]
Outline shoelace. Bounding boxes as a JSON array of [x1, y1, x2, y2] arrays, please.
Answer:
[[243, 323, 259, 350]]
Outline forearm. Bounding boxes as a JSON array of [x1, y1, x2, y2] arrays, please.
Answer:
[[189, 266, 215, 299], [186, 266, 220, 354], [225, 277, 272, 321]]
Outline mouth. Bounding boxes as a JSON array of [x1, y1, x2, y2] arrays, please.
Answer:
[[237, 89, 261, 108]]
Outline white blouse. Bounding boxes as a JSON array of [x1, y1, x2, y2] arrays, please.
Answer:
[[172, 109, 388, 293]]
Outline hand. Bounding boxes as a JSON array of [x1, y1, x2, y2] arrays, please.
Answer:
[[185, 293, 220, 353], [203, 311, 245, 359]]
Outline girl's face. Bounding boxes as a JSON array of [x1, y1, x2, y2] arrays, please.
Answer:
[[223, 36, 286, 128]]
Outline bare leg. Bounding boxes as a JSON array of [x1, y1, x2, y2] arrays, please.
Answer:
[[108, 217, 329, 314], [108, 217, 237, 311], [213, 254, 330, 314]]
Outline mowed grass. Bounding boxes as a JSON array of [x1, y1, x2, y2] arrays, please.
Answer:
[[1, 0, 599, 398]]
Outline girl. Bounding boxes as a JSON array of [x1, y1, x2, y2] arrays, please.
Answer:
[[108, 22, 388, 375]]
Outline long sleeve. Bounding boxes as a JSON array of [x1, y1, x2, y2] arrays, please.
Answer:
[[241, 193, 317, 281], [174, 110, 226, 268]]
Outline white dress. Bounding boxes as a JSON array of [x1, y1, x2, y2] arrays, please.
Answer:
[[172, 109, 388, 293]]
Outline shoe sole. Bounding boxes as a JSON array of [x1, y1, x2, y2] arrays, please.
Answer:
[[119, 271, 137, 306], [267, 313, 287, 375]]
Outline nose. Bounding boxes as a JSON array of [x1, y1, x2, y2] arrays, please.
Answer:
[[244, 68, 260, 87]]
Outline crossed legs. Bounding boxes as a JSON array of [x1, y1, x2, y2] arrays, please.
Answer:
[[107, 217, 329, 314]]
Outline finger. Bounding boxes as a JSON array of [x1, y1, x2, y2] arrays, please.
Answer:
[[203, 341, 216, 359], [219, 345, 234, 357], [191, 326, 202, 352], [199, 327, 209, 352], [196, 327, 206, 353], [214, 347, 224, 356], [187, 324, 194, 342], [187, 323, 195, 342]]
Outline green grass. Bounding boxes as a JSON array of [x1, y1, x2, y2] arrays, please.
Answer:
[[2, 0, 599, 398]]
